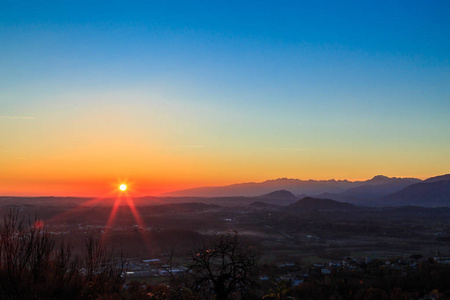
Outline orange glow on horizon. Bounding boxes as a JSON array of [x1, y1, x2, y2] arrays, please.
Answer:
[[0, 171, 437, 198], [46, 181, 151, 251]]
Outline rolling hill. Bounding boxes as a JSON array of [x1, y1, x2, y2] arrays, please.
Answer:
[[320, 176, 422, 205], [384, 177, 450, 207], [288, 197, 355, 210]]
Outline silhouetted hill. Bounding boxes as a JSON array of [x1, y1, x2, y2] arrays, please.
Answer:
[[383, 206, 450, 214], [288, 197, 355, 210], [249, 201, 280, 208], [366, 175, 421, 185], [317, 176, 421, 206], [204, 194, 297, 207], [149, 202, 221, 213], [258, 190, 298, 201], [385, 180, 450, 207], [339, 177, 421, 205], [0, 196, 90, 207], [424, 174, 450, 183]]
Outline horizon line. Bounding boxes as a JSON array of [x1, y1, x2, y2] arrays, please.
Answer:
[[1, 173, 443, 198]]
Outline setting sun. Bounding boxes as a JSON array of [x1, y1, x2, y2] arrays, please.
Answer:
[[119, 184, 127, 191]]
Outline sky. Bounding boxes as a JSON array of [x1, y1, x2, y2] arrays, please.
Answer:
[[1, 0, 449, 196]]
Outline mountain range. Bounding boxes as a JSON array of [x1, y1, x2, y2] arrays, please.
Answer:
[[162, 178, 359, 197], [1, 174, 449, 208], [384, 179, 450, 207], [162, 174, 450, 207]]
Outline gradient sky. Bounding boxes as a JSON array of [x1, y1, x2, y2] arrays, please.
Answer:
[[1, 1, 449, 196]]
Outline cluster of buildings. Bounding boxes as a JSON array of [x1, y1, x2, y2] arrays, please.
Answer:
[[260, 254, 450, 288], [124, 258, 187, 278]]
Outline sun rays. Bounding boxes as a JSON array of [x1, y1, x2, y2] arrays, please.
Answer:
[[48, 181, 150, 251], [101, 185, 151, 250]]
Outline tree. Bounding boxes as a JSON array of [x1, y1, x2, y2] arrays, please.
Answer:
[[0, 209, 124, 299], [189, 232, 260, 300], [81, 236, 125, 298]]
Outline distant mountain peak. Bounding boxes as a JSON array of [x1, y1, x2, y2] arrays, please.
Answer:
[[424, 174, 450, 183], [265, 178, 300, 183], [372, 175, 389, 180], [366, 175, 422, 186], [385, 179, 450, 207], [264, 178, 351, 183]]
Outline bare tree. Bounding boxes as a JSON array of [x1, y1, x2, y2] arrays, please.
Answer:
[[0, 209, 72, 299], [0, 209, 125, 299], [189, 232, 260, 300], [158, 245, 192, 299], [82, 235, 125, 298]]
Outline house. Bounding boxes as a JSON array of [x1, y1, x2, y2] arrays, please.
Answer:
[[321, 268, 331, 275]]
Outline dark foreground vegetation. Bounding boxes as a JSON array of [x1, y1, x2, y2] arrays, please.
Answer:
[[0, 209, 261, 299], [1, 205, 450, 299], [0, 210, 124, 299]]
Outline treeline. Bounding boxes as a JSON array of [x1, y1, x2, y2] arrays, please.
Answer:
[[0, 210, 124, 299]]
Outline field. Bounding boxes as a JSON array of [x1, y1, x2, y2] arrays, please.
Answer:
[[2, 199, 449, 266]]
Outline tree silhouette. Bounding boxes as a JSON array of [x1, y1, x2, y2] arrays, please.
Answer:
[[0, 209, 124, 299], [189, 232, 260, 300]]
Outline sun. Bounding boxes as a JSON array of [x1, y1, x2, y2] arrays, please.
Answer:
[[119, 184, 127, 191]]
